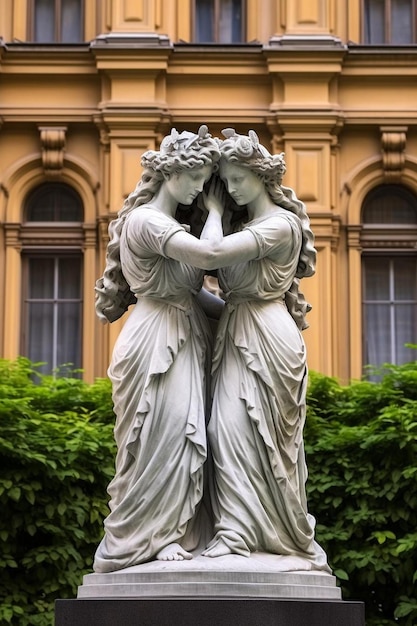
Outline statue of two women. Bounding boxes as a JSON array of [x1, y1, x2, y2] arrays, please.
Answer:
[[93, 125, 329, 574]]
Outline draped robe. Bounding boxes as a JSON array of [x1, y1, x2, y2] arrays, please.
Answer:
[[94, 207, 211, 573], [206, 209, 329, 571]]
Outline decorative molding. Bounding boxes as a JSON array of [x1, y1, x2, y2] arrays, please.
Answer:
[[331, 216, 341, 253], [348, 223, 417, 251], [83, 223, 98, 249], [91, 33, 171, 49], [380, 126, 407, 181], [38, 126, 67, 175], [98, 216, 112, 245], [19, 223, 84, 248], [267, 34, 346, 50], [346, 225, 362, 251], [361, 240, 417, 249], [361, 224, 417, 250], [93, 115, 110, 147], [4, 223, 22, 251]]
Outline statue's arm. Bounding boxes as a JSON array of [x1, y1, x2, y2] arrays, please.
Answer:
[[165, 227, 259, 271]]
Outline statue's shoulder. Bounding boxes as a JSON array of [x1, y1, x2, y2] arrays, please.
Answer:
[[126, 205, 167, 227], [267, 209, 302, 233]]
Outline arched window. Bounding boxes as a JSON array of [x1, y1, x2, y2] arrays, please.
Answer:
[[21, 183, 84, 376], [26, 183, 83, 221], [361, 184, 417, 372]]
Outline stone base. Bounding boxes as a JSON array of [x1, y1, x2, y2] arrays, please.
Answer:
[[62, 554, 365, 624], [55, 597, 365, 626], [77, 553, 341, 600]]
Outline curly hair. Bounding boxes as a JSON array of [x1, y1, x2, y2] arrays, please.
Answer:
[[219, 128, 316, 330], [95, 125, 220, 323]]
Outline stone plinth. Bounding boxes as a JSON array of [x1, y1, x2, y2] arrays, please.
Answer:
[[77, 554, 341, 600], [54, 554, 365, 625], [55, 598, 365, 626], [77, 553, 341, 600]]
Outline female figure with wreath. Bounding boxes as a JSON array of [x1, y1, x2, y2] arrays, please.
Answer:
[[198, 129, 330, 571], [93, 126, 222, 572]]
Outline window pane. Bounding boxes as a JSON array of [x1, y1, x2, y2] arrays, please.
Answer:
[[395, 304, 416, 363], [219, 0, 243, 43], [363, 257, 390, 300], [364, 0, 385, 44], [26, 184, 83, 222], [195, 0, 214, 42], [363, 303, 392, 365], [394, 258, 417, 300], [29, 258, 55, 299], [391, 0, 413, 43], [61, 0, 83, 43], [363, 255, 417, 370], [362, 185, 417, 224], [24, 254, 82, 375], [34, 0, 55, 43], [28, 302, 54, 373], [57, 302, 82, 367], [28, 204, 55, 221], [58, 257, 82, 298], [59, 191, 83, 220]]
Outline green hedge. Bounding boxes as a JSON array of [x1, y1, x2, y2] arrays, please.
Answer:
[[0, 357, 416, 625], [305, 362, 417, 626], [0, 358, 115, 626]]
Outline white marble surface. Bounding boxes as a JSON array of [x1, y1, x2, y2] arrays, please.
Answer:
[[78, 553, 341, 600], [91, 128, 332, 597]]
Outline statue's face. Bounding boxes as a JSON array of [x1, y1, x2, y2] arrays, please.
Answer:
[[165, 165, 212, 206], [219, 161, 264, 207]]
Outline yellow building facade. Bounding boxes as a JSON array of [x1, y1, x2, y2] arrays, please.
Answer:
[[0, 0, 416, 383]]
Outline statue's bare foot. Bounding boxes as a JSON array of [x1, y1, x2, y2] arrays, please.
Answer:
[[156, 543, 193, 562], [202, 539, 232, 558]]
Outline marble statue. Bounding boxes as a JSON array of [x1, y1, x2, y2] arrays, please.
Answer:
[[93, 126, 222, 571], [201, 129, 329, 571], [93, 125, 330, 575]]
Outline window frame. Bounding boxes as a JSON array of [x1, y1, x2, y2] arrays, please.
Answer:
[[362, 252, 417, 368], [363, 0, 417, 44], [360, 184, 417, 372], [21, 251, 84, 374], [20, 182, 85, 375], [192, 0, 247, 44], [28, 0, 85, 44]]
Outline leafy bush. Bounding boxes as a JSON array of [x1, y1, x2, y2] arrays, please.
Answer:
[[305, 361, 417, 626], [0, 357, 416, 625], [0, 358, 115, 625]]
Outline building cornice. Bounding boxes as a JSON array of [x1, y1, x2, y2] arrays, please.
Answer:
[[344, 44, 417, 73], [91, 32, 172, 72], [0, 42, 93, 74]]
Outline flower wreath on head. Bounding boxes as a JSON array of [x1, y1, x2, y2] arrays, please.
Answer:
[[221, 128, 286, 183], [160, 125, 212, 154], [141, 125, 218, 173]]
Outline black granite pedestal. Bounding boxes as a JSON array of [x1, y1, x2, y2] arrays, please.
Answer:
[[55, 597, 365, 626]]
